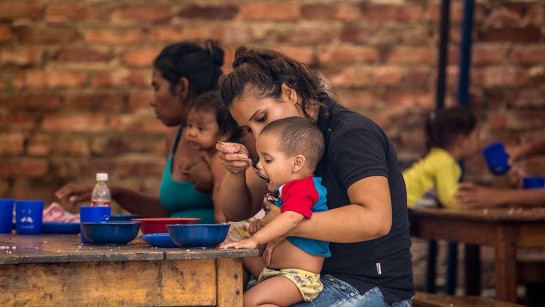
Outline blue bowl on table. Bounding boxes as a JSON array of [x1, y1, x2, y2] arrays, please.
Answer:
[[167, 224, 230, 249], [109, 214, 141, 221], [140, 233, 177, 248], [81, 221, 141, 245]]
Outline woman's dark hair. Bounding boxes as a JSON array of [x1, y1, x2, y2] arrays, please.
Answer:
[[219, 46, 332, 122], [426, 107, 477, 150], [191, 91, 239, 141], [153, 40, 224, 97]]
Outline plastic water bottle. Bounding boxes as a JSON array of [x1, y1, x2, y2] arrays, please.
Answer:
[[91, 173, 111, 207]]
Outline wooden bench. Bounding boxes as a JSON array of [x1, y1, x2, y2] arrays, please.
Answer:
[[413, 292, 524, 307]]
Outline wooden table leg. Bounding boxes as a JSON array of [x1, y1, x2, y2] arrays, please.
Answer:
[[495, 227, 517, 302], [217, 258, 244, 307], [464, 244, 480, 296]]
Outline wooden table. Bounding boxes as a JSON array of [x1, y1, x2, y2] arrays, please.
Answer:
[[0, 233, 258, 306], [409, 207, 545, 303]]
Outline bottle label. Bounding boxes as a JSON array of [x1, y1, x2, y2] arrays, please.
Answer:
[[91, 201, 111, 207]]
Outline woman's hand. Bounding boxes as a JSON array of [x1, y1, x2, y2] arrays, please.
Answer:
[[216, 141, 252, 174], [55, 184, 93, 207]]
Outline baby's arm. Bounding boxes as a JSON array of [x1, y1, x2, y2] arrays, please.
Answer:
[[222, 211, 304, 249], [209, 153, 228, 224]]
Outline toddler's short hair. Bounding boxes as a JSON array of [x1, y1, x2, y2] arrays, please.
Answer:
[[259, 117, 324, 170]]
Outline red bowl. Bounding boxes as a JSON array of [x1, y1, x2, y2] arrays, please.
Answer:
[[132, 218, 201, 234]]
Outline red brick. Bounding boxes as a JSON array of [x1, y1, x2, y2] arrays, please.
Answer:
[[109, 114, 167, 134], [506, 111, 545, 132], [45, 2, 87, 23], [112, 6, 172, 23], [111, 155, 164, 177], [318, 46, 378, 67], [274, 46, 315, 66], [402, 67, 432, 87], [121, 48, 162, 67], [0, 3, 41, 20], [335, 4, 363, 21], [527, 5, 544, 25], [0, 93, 60, 111], [42, 114, 108, 133], [16, 26, 78, 44], [483, 5, 525, 27], [25, 71, 88, 89], [54, 47, 114, 63], [301, 4, 337, 20], [90, 69, 149, 88], [240, 3, 300, 21], [91, 135, 165, 157], [335, 89, 378, 110], [63, 93, 125, 111], [27, 134, 51, 156], [387, 47, 436, 65], [475, 66, 528, 88], [214, 25, 256, 45], [472, 45, 507, 65], [328, 66, 371, 88], [178, 5, 238, 19], [510, 46, 545, 65], [0, 25, 12, 42], [0, 47, 42, 66], [52, 136, 90, 157], [370, 66, 403, 86], [148, 26, 211, 42], [508, 89, 545, 109], [0, 133, 25, 155], [340, 25, 373, 44], [361, 4, 425, 22], [0, 112, 39, 132], [529, 67, 545, 86], [83, 28, 143, 44], [128, 92, 152, 110], [14, 158, 49, 178], [275, 26, 335, 45], [478, 25, 542, 43], [383, 90, 434, 109], [400, 25, 434, 45]]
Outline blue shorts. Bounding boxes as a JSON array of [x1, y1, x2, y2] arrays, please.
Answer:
[[291, 275, 412, 307]]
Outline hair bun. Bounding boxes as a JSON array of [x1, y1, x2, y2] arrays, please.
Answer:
[[204, 39, 224, 67]]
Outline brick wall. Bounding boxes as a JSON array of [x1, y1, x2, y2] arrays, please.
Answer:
[[1, 1, 544, 206]]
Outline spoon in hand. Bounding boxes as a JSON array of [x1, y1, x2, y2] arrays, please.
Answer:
[[217, 140, 270, 182]]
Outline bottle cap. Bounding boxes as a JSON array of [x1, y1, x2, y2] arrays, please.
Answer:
[[96, 173, 108, 181]]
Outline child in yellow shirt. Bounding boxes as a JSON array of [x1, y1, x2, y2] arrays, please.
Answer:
[[403, 107, 479, 209]]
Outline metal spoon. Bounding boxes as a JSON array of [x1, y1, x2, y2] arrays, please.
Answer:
[[217, 140, 270, 182]]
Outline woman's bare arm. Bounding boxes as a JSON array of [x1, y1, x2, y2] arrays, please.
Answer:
[[291, 176, 392, 243]]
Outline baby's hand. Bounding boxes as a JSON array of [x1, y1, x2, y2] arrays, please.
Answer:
[[247, 219, 265, 235]]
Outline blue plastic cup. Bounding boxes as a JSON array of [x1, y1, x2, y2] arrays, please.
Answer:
[[80, 206, 111, 244], [522, 176, 545, 190], [482, 142, 511, 175], [15, 200, 44, 235], [0, 199, 14, 233]]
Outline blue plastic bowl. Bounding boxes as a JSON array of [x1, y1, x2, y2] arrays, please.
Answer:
[[109, 214, 141, 221], [167, 224, 230, 248], [81, 221, 141, 245], [140, 233, 177, 248]]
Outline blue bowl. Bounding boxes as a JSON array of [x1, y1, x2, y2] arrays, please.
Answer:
[[167, 224, 230, 248], [81, 221, 141, 245], [109, 214, 141, 221], [140, 233, 177, 248]]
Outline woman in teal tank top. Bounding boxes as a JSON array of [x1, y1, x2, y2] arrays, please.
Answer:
[[55, 40, 225, 221], [160, 126, 215, 223]]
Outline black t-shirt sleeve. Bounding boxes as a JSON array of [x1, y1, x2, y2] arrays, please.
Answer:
[[328, 117, 389, 189]]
